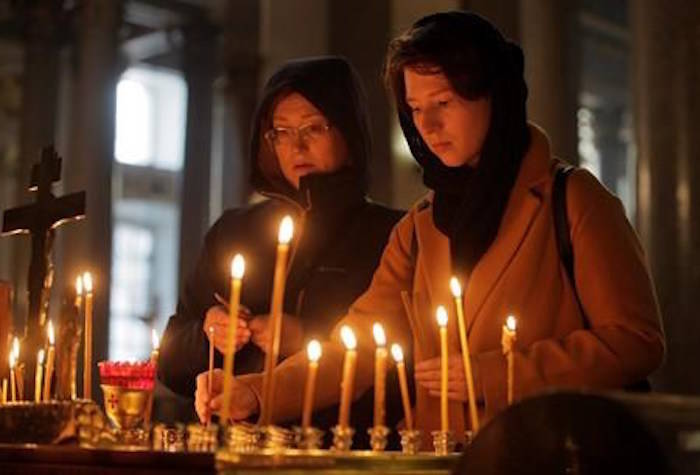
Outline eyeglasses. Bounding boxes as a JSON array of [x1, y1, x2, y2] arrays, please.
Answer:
[[264, 122, 331, 147]]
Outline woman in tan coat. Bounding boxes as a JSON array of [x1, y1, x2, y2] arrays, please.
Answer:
[[198, 11, 665, 447]]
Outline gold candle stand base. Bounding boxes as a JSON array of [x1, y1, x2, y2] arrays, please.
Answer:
[[431, 430, 456, 455], [331, 425, 354, 451], [368, 425, 390, 452], [223, 422, 260, 453], [187, 422, 219, 452], [152, 423, 186, 452], [399, 428, 423, 455], [294, 426, 324, 450], [259, 424, 295, 450]]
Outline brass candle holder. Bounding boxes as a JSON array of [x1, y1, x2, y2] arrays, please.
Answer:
[[399, 428, 423, 455], [293, 425, 324, 450], [187, 422, 219, 452], [368, 425, 390, 452], [331, 424, 354, 452], [223, 422, 260, 453], [258, 424, 295, 450], [152, 423, 186, 452], [431, 430, 456, 455]]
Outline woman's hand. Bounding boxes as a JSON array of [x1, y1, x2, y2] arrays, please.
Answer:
[[248, 314, 304, 357], [194, 368, 259, 423], [203, 305, 252, 354], [414, 355, 482, 402]]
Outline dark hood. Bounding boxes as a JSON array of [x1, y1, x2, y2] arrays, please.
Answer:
[[249, 56, 371, 201]]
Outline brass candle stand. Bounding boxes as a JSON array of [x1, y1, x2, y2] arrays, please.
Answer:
[[368, 425, 390, 452], [294, 425, 324, 450], [431, 430, 456, 455], [331, 424, 354, 451], [399, 428, 423, 455], [186, 422, 219, 452]]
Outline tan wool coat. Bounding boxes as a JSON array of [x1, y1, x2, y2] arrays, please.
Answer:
[[239, 125, 665, 445]]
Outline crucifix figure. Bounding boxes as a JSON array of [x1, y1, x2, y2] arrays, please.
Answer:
[[2, 145, 86, 400]]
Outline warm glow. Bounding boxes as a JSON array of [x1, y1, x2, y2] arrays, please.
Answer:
[[47, 320, 55, 345], [83, 272, 93, 293], [372, 323, 386, 347], [76, 276, 83, 296], [391, 343, 404, 363], [506, 315, 517, 332], [9, 352, 15, 368], [307, 340, 322, 362], [231, 254, 245, 279], [278, 216, 294, 244], [436, 306, 448, 327], [37, 349, 45, 365], [340, 325, 357, 350], [152, 329, 160, 350], [12, 337, 19, 359], [449, 277, 462, 298]]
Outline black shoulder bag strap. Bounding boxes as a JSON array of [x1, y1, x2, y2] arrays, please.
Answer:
[[553, 164, 651, 392]]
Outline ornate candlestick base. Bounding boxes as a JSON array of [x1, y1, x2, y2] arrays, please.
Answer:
[[187, 423, 219, 452], [223, 422, 260, 453], [331, 425, 354, 451], [368, 425, 390, 452], [294, 426, 324, 450], [259, 425, 294, 450], [431, 430, 456, 455], [152, 423, 186, 452], [399, 428, 423, 455]]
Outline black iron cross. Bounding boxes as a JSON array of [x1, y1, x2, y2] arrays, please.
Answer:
[[2, 145, 85, 399]]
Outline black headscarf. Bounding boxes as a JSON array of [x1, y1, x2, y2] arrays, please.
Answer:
[[249, 56, 371, 203], [390, 12, 530, 278]]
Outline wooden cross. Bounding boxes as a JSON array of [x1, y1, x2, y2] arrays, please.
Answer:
[[2, 145, 86, 400]]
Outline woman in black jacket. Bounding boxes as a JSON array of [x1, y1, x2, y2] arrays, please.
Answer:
[[158, 56, 404, 446]]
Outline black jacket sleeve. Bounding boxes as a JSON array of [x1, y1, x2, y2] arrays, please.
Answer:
[[158, 214, 229, 398]]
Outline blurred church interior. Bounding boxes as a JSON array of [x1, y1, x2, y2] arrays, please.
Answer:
[[0, 0, 697, 405]]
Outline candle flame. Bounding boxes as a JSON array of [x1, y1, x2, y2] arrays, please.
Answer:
[[449, 277, 462, 298], [9, 352, 15, 368], [37, 349, 45, 365], [11, 337, 19, 359], [48, 320, 55, 345], [307, 340, 322, 362], [208, 326, 214, 338], [231, 254, 245, 279], [436, 306, 448, 327], [76, 275, 83, 296], [506, 315, 517, 332], [278, 216, 294, 244], [152, 329, 160, 350], [372, 323, 386, 347], [391, 343, 404, 363], [340, 325, 357, 350], [83, 272, 93, 293]]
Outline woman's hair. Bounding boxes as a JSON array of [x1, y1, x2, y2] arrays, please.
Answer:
[[383, 11, 531, 275]]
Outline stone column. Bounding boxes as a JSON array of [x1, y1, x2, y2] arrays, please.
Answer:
[[631, 0, 700, 394], [519, 0, 579, 162], [61, 0, 122, 402], [177, 20, 217, 285], [329, 0, 393, 204]]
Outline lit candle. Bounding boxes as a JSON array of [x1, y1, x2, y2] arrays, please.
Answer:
[[301, 340, 322, 430], [83, 272, 93, 400], [12, 338, 22, 400], [221, 254, 245, 423], [501, 315, 517, 405], [75, 275, 83, 309], [207, 325, 215, 426], [9, 353, 16, 402], [436, 306, 449, 432], [35, 349, 45, 402], [260, 216, 293, 425], [338, 325, 357, 429], [449, 277, 480, 432], [372, 323, 388, 428], [150, 329, 160, 365], [43, 320, 55, 401], [1, 378, 6, 404], [391, 343, 413, 431]]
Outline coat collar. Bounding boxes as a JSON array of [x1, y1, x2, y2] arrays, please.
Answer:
[[413, 124, 553, 335]]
